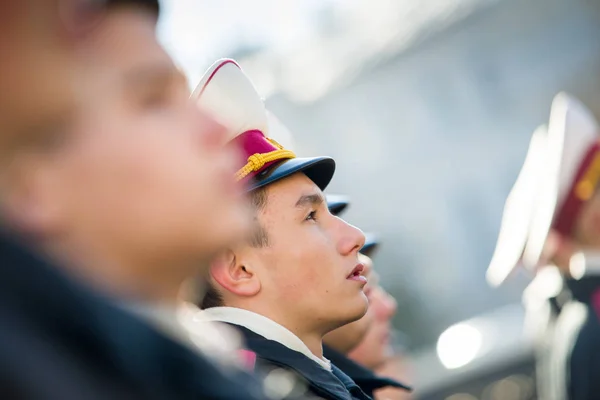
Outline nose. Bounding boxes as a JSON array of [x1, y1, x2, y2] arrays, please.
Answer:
[[336, 218, 366, 256], [381, 289, 397, 319]]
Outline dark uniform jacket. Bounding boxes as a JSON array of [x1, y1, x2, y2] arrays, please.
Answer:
[[535, 271, 600, 400], [323, 346, 411, 398], [562, 277, 600, 400], [234, 325, 372, 400], [0, 235, 269, 400]]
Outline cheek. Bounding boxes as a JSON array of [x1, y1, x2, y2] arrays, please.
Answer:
[[291, 244, 333, 286], [373, 302, 390, 321], [62, 131, 168, 215], [265, 245, 325, 299]]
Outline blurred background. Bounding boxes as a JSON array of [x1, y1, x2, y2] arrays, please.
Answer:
[[158, 0, 600, 397]]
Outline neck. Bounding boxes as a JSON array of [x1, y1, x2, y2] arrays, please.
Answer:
[[284, 320, 325, 359], [303, 333, 324, 359]]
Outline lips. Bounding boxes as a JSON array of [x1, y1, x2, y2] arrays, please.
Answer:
[[347, 263, 367, 284]]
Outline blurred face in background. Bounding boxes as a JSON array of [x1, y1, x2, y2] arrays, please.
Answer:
[[574, 187, 600, 249], [3, 5, 251, 301], [348, 271, 398, 369], [323, 253, 375, 353]]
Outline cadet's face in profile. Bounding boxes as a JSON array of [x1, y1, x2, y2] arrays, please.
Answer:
[[6, 8, 250, 274], [348, 279, 397, 369], [252, 172, 368, 332], [323, 253, 375, 353]]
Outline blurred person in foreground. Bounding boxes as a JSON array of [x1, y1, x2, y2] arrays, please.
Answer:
[[487, 92, 600, 400], [322, 198, 412, 399], [0, 1, 272, 398], [193, 59, 372, 400]]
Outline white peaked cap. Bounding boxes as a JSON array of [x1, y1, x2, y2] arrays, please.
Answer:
[[190, 58, 336, 192], [191, 59, 268, 142], [486, 126, 548, 287], [523, 93, 599, 267]]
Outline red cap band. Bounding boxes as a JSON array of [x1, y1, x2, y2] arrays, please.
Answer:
[[554, 140, 600, 236]]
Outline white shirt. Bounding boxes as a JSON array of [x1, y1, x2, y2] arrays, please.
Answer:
[[195, 306, 332, 371]]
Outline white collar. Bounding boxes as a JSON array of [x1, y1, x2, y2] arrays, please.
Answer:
[[196, 306, 331, 371]]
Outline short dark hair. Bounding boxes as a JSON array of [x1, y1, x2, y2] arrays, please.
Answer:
[[199, 186, 270, 309], [199, 281, 224, 309], [248, 186, 269, 248], [106, 0, 160, 17]]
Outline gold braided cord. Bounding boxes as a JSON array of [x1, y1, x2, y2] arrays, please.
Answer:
[[235, 149, 296, 181], [575, 150, 600, 201]]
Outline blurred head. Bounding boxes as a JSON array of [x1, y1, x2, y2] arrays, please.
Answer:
[[323, 253, 375, 353], [2, 2, 250, 301], [348, 273, 397, 369], [207, 172, 368, 336], [0, 0, 103, 169], [524, 93, 600, 274]]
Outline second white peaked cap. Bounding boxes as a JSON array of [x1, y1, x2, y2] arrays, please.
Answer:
[[486, 126, 549, 287], [523, 93, 600, 267], [265, 110, 296, 150], [266, 110, 351, 217]]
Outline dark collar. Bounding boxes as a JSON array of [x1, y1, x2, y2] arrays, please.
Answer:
[[0, 235, 267, 399], [233, 325, 371, 400], [566, 277, 600, 305], [323, 345, 411, 395]]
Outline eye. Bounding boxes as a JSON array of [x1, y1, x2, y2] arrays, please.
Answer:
[[305, 210, 317, 222], [139, 88, 170, 110]]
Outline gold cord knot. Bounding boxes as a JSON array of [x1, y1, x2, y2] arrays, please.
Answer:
[[234, 138, 296, 181]]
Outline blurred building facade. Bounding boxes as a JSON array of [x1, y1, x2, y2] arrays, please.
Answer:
[[246, 0, 600, 350]]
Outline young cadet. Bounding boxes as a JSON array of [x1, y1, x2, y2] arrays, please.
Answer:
[[0, 2, 269, 398], [484, 124, 553, 399], [521, 93, 600, 400], [193, 58, 372, 400], [323, 198, 411, 398]]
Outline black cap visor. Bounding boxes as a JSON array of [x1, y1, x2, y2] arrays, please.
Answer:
[[248, 156, 335, 192], [326, 194, 350, 216], [360, 233, 379, 257]]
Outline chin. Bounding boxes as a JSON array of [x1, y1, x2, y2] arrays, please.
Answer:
[[329, 293, 369, 330], [347, 293, 369, 323]]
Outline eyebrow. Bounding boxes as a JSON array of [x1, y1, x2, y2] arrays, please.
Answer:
[[295, 193, 325, 208]]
